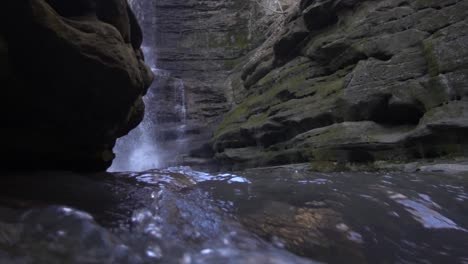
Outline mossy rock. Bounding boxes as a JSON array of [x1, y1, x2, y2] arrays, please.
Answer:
[[207, 28, 251, 50], [423, 40, 439, 77]]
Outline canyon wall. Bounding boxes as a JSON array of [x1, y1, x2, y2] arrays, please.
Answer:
[[213, 0, 468, 169], [0, 0, 153, 171], [154, 0, 468, 169], [4, 0, 466, 171], [151, 0, 296, 165]]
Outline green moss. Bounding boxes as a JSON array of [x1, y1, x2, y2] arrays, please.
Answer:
[[229, 30, 250, 48], [224, 56, 244, 69], [256, 58, 311, 88], [206, 29, 250, 49], [423, 102, 461, 119], [317, 78, 345, 97], [214, 52, 348, 142], [214, 82, 288, 138], [423, 40, 439, 77], [215, 95, 256, 138], [244, 112, 268, 128], [270, 76, 345, 114], [215, 65, 347, 139], [256, 70, 277, 87]]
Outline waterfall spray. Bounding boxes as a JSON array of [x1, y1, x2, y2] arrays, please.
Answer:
[[109, 1, 160, 172], [109, 0, 187, 172]]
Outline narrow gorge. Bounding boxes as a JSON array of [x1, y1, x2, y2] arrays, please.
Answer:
[[0, 0, 467, 263], [109, 0, 468, 171]]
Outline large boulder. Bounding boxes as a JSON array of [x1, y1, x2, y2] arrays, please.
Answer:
[[0, 0, 153, 171]]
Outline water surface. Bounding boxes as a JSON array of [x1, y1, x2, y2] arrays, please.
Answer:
[[0, 165, 467, 263]]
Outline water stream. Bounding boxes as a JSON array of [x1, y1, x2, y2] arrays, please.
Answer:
[[0, 165, 467, 263]]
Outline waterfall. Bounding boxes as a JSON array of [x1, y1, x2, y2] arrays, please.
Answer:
[[174, 78, 187, 159], [109, 0, 186, 172], [109, 88, 160, 172], [175, 79, 187, 127]]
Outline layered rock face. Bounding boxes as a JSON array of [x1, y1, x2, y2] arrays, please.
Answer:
[[152, 0, 295, 164], [213, 0, 468, 169], [1, 0, 153, 171]]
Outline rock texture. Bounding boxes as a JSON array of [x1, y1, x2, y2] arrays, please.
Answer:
[[212, 0, 468, 169], [1, 0, 153, 171], [151, 0, 296, 165]]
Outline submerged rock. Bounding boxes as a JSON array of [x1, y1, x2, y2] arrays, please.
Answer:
[[0, 0, 153, 171], [0, 169, 319, 264]]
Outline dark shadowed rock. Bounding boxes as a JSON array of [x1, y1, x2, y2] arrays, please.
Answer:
[[0, 0, 153, 171]]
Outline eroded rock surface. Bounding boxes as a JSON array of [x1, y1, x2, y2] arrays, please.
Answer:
[[213, 0, 468, 169], [0, 0, 153, 171], [151, 0, 297, 164]]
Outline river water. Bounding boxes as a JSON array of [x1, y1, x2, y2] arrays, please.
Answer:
[[0, 164, 467, 263]]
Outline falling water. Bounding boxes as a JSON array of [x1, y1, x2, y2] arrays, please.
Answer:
[[109, 0, 186, 172], [109, 65, 160, 171], [174, 78, 187, 132], [109, 94, 160, 171]]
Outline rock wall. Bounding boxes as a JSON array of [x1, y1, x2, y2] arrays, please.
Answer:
[[212, 0, 468, 169], [0, 0, 153, 171], [151, 0, 295, 165]]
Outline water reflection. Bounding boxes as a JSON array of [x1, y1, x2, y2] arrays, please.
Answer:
[[389, 191, 466, 231], [0, 166, 467, 263], [188, 165, 468, 263]]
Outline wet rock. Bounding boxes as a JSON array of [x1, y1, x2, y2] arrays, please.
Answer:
[[0, 169, 321, 264], [418, 164, 468, 174], [240, 201, 365, 263], [213, 0, 468, 169], [1, 0, 153, 171], [150, 0, 299, 165]]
